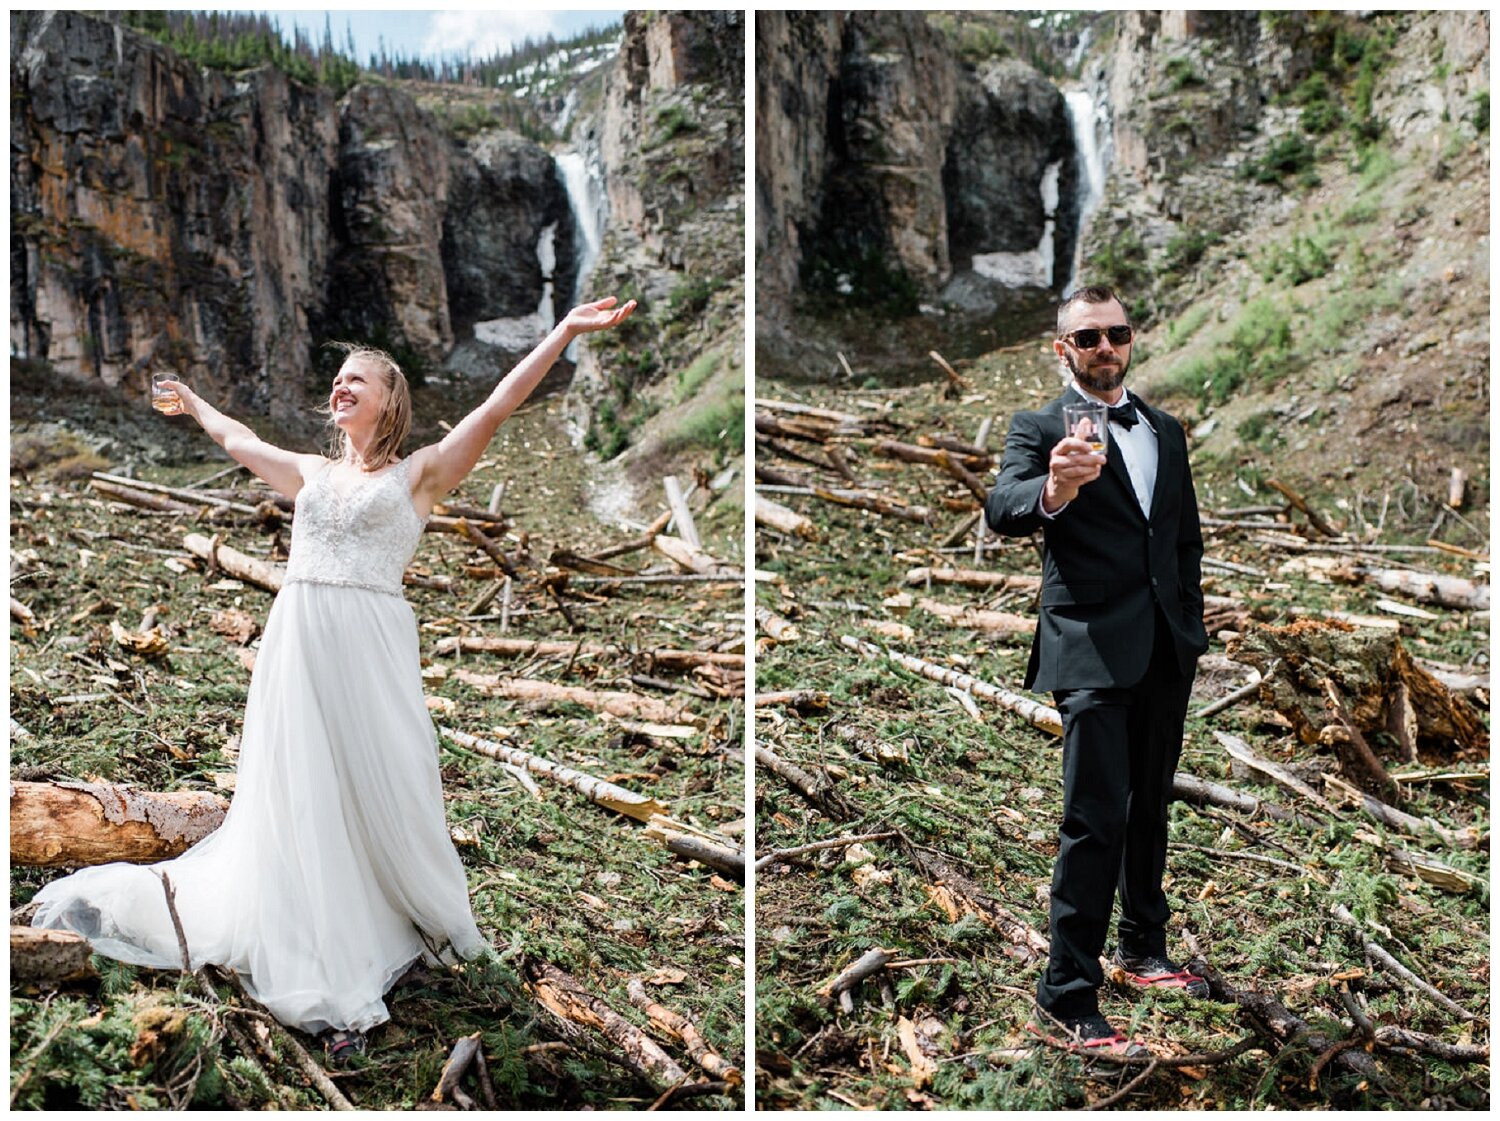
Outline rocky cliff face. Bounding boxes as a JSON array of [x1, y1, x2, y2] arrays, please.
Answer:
[[10, 10, 571, 428], [566, 9, 745, 464], [1079, 10, 1490, 322], [755, 11, 1077, 365]]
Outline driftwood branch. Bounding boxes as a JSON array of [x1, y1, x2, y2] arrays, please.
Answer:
[[625, 979, 742, 1085], [443, 727, 668, 822], [754, 831, 899, 873], [1330, 903, 1477, 1021], [642, 818, 745, 883], [841, 635, 1061, 736], [522, 956, 691, 1091]]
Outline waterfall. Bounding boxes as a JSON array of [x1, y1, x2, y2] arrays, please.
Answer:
[[471, 148, 606, 356], [556, 149, 605, 305], [1062, 89, 1111, 293], [970, 160, 1060, 289]]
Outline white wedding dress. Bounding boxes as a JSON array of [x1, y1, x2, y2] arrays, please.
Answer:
[[32, 458, 486, 1033]]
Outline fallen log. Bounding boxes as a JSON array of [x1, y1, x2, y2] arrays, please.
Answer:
[[903, 567, 1040, 592], [928, 350, 968, 392], [757, 484, 933, 525], [183, 533, 285, 593], [1191, 960, 1385, 1086], [755, 494, 820, 541], [652, 534, 739, 577], [588, 510, 674, 562], [626, 978, 743, 1085], [841, 635, 1061, 736], [642, 818, 745, 883], [1264, 477, 1340, 538], [663, 475, 702, 550], [754, 398, 874, 429], [91, 478, 206, 516], [432, 636, 743, 673], [1319, 772, 1483, 851], [1171, 772, 1326, 831], [1332, 563, 1489, 611], [915, 598, 1035, 636], [456, 518, 522, 579], [449, 671, 692, 725], [442, 727, 668, 823], [754, 690, 831, 712], [818, 947, 898, 1010], [1373, 1025, 1488, 1065], [872, 439, 991, 476], [11, 780, 229, 867], [573, 573, 743, 587], [549, 549, 637, 577], [753, 744, 856, 817], [11, 926, 95, 986], [522, 956, 691, 1091], [756, 605, 799, 643], [918, 433, 992, 460], [1212, 731, 1340, 815], [754, 412, 844, 443]]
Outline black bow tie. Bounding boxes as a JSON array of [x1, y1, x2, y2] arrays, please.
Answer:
[[1108, 400, 1139, 430]]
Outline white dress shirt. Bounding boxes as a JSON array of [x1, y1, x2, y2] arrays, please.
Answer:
[[1039, 381, 1159, 519]]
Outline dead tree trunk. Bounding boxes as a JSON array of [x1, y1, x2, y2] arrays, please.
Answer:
[[11, 781, 229, 867], [11, 926, 96, 986], [522, 957, 691, 1091]]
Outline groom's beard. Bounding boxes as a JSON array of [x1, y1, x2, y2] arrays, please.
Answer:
[[1064, 347, 1130, 395]]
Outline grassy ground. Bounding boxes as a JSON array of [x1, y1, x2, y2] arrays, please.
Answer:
[[9, 371, 745, 1110], [752, 356, 1489, 1110]]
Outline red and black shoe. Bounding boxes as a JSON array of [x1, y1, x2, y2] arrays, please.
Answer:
[[1112, 949, 1210, 998], [1026, 1013, 1148, 1059], [324, 1029, 366, 1067]]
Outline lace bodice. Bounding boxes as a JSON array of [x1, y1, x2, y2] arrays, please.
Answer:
[[284, 460, 423, 597]]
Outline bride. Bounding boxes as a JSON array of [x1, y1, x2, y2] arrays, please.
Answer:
[[31, 296, 636, 1059]]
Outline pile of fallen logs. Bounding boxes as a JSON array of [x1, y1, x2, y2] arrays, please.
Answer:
[[755, 397, 1000, 545]]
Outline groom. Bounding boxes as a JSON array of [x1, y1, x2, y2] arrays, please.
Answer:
[[984, 284, 1210, 1053]]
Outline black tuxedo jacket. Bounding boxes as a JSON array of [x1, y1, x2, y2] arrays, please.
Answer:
[[984, 388, 1208, 693]]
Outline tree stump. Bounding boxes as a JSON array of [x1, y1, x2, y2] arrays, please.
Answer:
[[1226, 620, 1487, 756]]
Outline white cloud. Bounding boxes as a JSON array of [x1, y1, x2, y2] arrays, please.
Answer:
[[421, 10, 569, 60]]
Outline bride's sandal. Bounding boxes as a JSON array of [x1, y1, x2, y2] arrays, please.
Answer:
[[325, 1029, 366, 1066]]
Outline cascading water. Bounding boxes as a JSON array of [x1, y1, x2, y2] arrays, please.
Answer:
[[471, 147, 607, 355], [1061, 89, 1111, 293], [555, 147, 607, 358], [556, 149, 605, 305]]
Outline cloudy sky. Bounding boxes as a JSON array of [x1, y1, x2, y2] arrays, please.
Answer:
[[259, 9, 625, 63]]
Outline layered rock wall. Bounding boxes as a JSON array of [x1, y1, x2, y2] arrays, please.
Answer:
[[755, 11, 1076, 337], [11, 10, 571, 425]]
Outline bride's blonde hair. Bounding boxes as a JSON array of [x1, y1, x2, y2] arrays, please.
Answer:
[[321, 343, 412, 472]]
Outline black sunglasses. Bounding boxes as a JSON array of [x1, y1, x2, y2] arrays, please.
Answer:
[[1060, 324, 1134, 350]]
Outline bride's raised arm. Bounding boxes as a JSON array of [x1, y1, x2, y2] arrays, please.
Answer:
[[158, 380, 323, 500], [407, 296, 636, 514]]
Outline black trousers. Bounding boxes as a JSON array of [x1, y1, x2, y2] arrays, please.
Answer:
[[1035, 611, 1195, 1020]]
